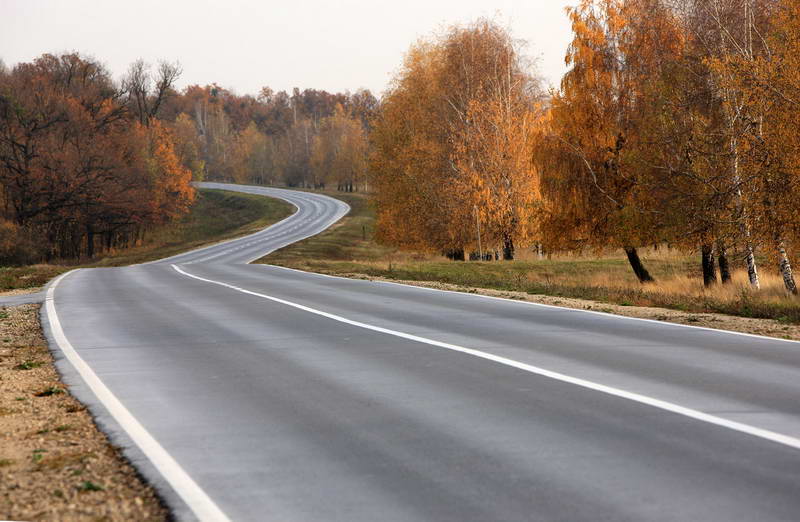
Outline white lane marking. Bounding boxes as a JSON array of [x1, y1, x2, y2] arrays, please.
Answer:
[[173, 263, 800, 451], [150, 203, 300, 265], [168, 183, 349, 265], [45, 270, 232, 522], [260, 264, 800, 345], [149, 181, 339, 265], [244, 201, 349, 264]]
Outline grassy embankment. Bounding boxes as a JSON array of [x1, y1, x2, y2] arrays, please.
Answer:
[[0, 189, 294, 292], [261, 190, 800, 325]]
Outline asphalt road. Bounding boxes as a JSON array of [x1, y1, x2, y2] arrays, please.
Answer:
[[43, 183, 800, 521], [0, 290, 44, 305]]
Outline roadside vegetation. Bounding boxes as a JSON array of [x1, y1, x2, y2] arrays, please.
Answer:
[[0, 189, 293, 292], [367, 2, 800, 317], [261, 191, 800, 332]]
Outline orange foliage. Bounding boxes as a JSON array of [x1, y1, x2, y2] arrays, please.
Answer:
[[370, 20, 544, 258], [0, 53, 194, 262]]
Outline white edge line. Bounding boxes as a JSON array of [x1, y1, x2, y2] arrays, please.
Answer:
[[172, 263, 800, 452], [45, 270, 232, 522], [257, 264, 800, 345]]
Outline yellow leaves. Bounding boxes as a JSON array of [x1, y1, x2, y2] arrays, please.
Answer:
[[372, 19, 544, 254], [311, 108, 367, 189]]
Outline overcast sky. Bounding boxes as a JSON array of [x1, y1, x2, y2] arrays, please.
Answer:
[[1, 0, 575, 97]]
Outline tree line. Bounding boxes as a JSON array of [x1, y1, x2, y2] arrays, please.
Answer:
[[0, 53, 374, 263], [0, 53, 193, 262], [369, 0, 800, 294], [167, 84, 374, 192]]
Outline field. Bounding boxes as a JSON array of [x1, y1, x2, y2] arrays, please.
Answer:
[[262, 191, 800, 326]]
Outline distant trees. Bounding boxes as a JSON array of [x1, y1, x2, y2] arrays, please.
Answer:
[[164, 84, 374, 191], [311, 105, 368, 191], [0, 53, 193, 263]]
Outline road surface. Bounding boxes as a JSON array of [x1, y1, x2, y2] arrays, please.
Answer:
[[43, 183, 800, 521]]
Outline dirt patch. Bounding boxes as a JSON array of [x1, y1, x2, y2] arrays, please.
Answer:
[[0, 304, 167, 521], [340, 273, 800, 342]]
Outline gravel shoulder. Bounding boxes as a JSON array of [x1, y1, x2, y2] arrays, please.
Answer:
[[0, 304, 166, 521]]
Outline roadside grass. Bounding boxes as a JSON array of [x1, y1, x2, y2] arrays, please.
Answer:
[[264, 189, 395, 266], [261, 191, 800, 324], [0, 189, 294, 291]]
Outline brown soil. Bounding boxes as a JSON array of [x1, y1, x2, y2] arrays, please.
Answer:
[[0, 304, 167, 521], [343, 274, 800, 342]]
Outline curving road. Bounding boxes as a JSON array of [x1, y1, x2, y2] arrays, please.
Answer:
[[43, 183, 800, 521]]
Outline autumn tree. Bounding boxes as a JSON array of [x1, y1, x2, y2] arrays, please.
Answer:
[[704, 0, 800, 293], [371, 20, 543, 259], [123, 59, 182, 126], [171, 113, 205, 180], [0, 53, 193, 262], [311, 105, 368, 191]]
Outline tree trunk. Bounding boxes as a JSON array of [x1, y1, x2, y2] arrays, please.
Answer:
[[445, 248, 465, 261], [502, 235, 515, 261], [717, 240, 732, 284], [777, 240, 798, 295], [86, 225, 94, 259], [624, 246, 654, 283], [701, 244, 717, 287], [743, 241, 760, 289]]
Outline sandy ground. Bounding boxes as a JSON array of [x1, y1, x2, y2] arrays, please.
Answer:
[[342, 274, 800, 342], [0, 304, 167, 521]]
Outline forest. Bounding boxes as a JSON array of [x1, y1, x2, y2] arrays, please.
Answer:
[[371, 0, 800, 295], [0, 54, 374, 263]]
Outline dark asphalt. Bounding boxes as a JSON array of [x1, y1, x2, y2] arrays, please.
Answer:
[[43, 183, 800, 521]]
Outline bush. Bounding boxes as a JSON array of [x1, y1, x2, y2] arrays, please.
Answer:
[[0, 221, 47, 265]]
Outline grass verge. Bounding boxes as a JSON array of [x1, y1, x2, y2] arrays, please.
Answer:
[[260, 190, 800, 335], [0, 304, 167, 520], [0, 189, 294, 292]]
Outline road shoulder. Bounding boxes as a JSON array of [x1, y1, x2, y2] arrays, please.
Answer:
[[0, 304, 167, 521]]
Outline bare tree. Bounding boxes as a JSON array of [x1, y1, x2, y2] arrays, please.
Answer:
[[122, 59, 182, 126]]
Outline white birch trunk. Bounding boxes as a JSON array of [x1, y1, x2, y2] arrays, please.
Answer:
[[777, 240, 798, 295]]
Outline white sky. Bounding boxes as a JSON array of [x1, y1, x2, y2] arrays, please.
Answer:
[[0, 0, 575, 97]]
